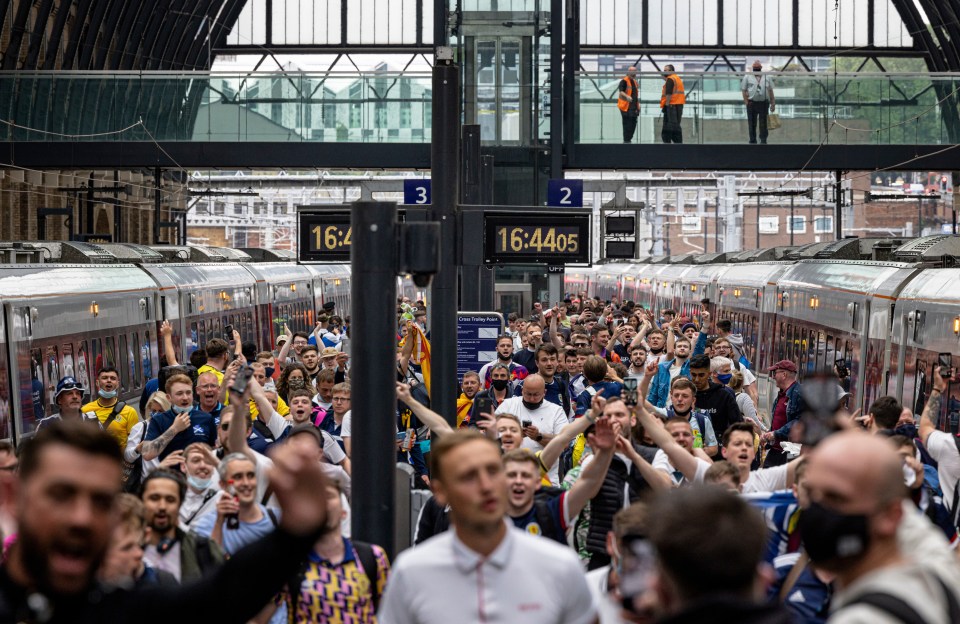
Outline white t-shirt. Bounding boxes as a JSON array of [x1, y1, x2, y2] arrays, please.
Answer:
[[925, 430, 960, 511], [380, 525, 596, 624], [689, 457, 788, 493], [496, 397, 569, 485], [740, 73, 774, 101], [179, 486, 223, 529], [653, 449, 687, 487], [740, 365, 757, 386], [144, 541, 182, 582]]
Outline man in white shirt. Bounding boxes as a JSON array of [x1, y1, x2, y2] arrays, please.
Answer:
[[379, 430, 595, 624], [918, 365, 960, 517], [637, 409, 803, 494], [495, 374, 569, 484], [179, 443, 221, 530], [740, 59, 775, 144]]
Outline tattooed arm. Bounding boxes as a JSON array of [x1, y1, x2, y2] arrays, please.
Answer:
[[919, 365, 948, 445], [141, 412, 191, 461]]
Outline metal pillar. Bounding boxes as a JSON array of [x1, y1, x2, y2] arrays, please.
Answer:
[[917, 197, 923, 236], [549, 0, 563, 178], [479, 154, 496, 310], [834, 170, 843, 240], [154, 167, 162, 244], [563, 0, 580, 164], [789, 195, 795, 246], [430, 58, 460, 425], [350, 201, 399, 557], [461, 124, 482, 310], [756, 195, 761, 248]]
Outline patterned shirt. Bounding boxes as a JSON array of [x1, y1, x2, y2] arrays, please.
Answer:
[[289, 538, 390, 623]]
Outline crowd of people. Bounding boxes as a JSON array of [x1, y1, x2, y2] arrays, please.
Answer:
[[0, 293, 959, 624]]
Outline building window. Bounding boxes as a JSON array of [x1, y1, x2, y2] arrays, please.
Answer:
[[758, 216, 779, 234], [813, 215, 833, 233], [787, 216, 807, 234]]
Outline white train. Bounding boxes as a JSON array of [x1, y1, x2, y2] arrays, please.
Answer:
[[566, 235, 960, 431], [0, 241, 421, 445]]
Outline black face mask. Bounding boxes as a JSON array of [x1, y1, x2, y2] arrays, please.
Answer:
[[522, 399, 543, 410], [498, 352, 512, 362], [798, 501, 871, 566], [491, 379, 509, 391], [894, 423, 918, 439], [753, 67, 762, 72]]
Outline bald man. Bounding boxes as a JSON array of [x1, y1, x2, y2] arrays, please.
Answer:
[[801, 431, 960, 622], [495, 373, 569, 485]]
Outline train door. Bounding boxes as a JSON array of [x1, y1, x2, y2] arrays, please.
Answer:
[[495, 284, 531, 319]]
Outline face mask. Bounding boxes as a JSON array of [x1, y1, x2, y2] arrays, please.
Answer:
[[894, 423, 918, 439], [522, 399, 543, 411], [798, 501, 870, 566], [753, 67, 762, 72], [173, 403, 192, 414], [491, 379, 509, 391], [150, 411, 162, 419], [717, 373, 733, 384], [98, 389, 118, 400], [187, 474, 214, 491], [289, 378, 305, 389]]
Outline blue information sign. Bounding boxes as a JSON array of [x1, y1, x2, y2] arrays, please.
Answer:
[[457, 312, 504, 382], [547, 179, 583, 207], [404, 179, 431, 205]]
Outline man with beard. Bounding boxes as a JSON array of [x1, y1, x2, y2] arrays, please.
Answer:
[[37, 376, 97, 430], [478, 335, 529, 389], [465, 363, 513, 427], [514, 344, 571, 417], [802, 431, 960, 622], [140, 469, 225, 583]]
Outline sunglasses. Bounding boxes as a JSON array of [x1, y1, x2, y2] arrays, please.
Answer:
[[58, 383, 82, 393]]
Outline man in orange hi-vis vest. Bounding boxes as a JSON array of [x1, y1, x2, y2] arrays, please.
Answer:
[[659, 64, 685, 143], [618, 66, 640, 143]]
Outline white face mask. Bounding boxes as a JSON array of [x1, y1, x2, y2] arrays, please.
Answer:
[[187, 474, 214, 491]]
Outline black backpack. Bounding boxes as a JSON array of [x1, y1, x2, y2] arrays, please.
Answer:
[[843, 574, 960, 624], [530, 487, 566, 544]]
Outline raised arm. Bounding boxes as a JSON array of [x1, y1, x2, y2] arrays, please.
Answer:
[[396, 382, 453, 436], [276, 324, 294, 365], [228, 376, 256, 463], [549, 309, 565, 350], [920, 365, 948, 445], [540, 394, 604, 469], [634, 405, 704, 483], [398, 322, 415, 378], [160, 320, 179, 367], [565, 416, 618, 517]]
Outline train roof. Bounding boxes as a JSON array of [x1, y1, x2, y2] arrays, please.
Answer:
[[778, 260, 921, 298], [0, 264, 157, 297]]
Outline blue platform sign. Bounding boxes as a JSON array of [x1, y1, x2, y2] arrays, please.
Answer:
[[457, 312, 504, 382], [404, 179, 431, 205], [547, 179, 583, 207]]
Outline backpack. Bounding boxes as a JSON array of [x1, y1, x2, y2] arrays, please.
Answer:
[[842, 574, 960, 624], [531, 487, 566, 544], [693, 412, 708, 447]]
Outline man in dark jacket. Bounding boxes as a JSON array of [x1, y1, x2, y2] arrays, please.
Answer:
[[688, 354, 742, 442], [762, 360, 805, 466]]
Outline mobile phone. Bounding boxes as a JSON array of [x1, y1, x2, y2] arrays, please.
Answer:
[[522, 419, 532, 428], [623, 377, 639, 406], [473, 396, 493, 418], [224, 324, 234, 339], [230, 365, 254, 395], [619, 536, 657, 614], [938, 353, 954, 379], [834, 358, 849, 378]]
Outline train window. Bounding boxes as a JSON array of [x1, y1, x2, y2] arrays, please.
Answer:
[[90, 338, 103, 377], [104, 336, 117, 371], [785, 324, 793, 361], [60, 343, 75, 379], [825, 336, 835, 370], [76, 341, 91, 391], [117, 335, 130, 392], [44, 345, 59, 414], [913, 358, 928, 419], [777, 322, 785, 362], [212, 317, 221, 338], [142, 331, 153, 381], [816, 330, 827, 373], [29, 348, 45, 425], [130, 333, 141, 389]]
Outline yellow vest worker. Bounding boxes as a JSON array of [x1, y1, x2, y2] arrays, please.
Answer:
[[618, 68, 640, 143], [659, 66, 685, 144]]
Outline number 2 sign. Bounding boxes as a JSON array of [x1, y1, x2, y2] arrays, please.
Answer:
[[547, 179, 583, 207]]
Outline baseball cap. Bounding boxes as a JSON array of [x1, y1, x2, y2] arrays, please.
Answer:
[[322, 301, 336, 312], [55, 376, 84, 400], [320, 347, 339, 359], [276, 335, 287, 346], [681, 322, 698, 334], [768, 360, 798, 373]]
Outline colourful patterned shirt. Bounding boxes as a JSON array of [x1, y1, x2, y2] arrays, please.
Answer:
[[289, 538, 390, 624]]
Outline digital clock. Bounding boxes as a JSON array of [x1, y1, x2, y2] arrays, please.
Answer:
[[484, 213, 590, 264], [298, 212, 353, 261]]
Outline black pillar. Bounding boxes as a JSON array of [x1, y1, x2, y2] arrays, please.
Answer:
[[461, 125, 482, 310], [350, 201, 399, 556], [789, 195, 795, 246], [834, 170, 843, 240], [430, 59, 460, 425], [549, 0, 563, 178], [564, 0, 580, 162], [154, 167, 162, 244], [479, 154, 496, 310]]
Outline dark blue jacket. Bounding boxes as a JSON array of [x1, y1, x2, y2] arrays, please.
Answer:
[[145, 407, 218, 460]]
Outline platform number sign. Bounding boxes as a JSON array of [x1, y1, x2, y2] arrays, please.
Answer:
[[547, 179, 583, 208], [404, 179, 431, 205]]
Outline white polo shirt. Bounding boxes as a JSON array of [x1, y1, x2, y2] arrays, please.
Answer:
[[379, 525, 595, 624], [495, 397, 569, 484]]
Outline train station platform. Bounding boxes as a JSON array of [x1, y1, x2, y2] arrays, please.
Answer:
[[1, 71, 958, 170]]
